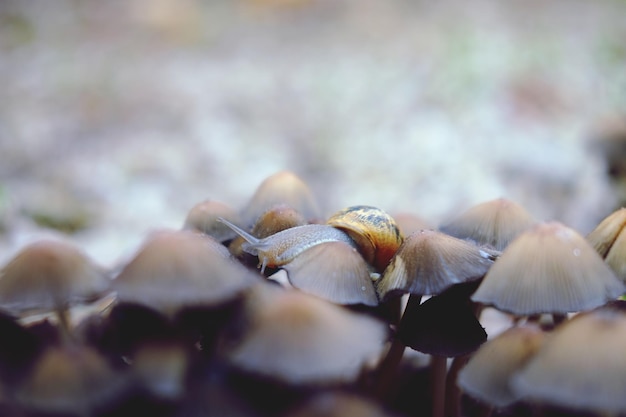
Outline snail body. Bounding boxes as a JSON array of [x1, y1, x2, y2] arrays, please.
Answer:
[[219, 205, 403, 274], [218, 218, 355, 273]]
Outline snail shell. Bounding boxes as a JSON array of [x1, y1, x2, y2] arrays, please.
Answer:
[[327, 205, 404, 272]]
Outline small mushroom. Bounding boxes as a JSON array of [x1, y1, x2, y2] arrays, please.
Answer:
[[587, 207, 626, 283], [440, 198, 536, 251], [511, 308, 626, 414], [458, 324, 545, 410], [15, 344, 128, 416], [223, 283, 387, 385], [472, 222, 625, 319], [112, 229, 260, 316], [182, 199, 242, 243], [0, 239, 111, 341], [241, 171, 321, 227], [282, 241, 379, 306]]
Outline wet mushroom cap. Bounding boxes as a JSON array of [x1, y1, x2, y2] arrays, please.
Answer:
[[511, 308, 626, 414], [282, 240, 379, 306], [0, 239, 110, 315], [226, 284, 387, 384], [458, 324, 545, 408], [440, 198, 536, 251], [377, 229, 499, 301], [112, 230, 259, 314], [471, 222, 625, 315]]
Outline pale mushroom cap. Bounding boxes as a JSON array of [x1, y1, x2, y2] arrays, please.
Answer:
[[587, 207, 626, 258], [472, 222, 625, 315], [283, 241, 379, 306], [113, 230, 259, 312], [16, 345, 127, 413], [241, 171, 321, 227], [605, 228, 626, 283], [377, 230, 499, 300], [227, 285, 387, 384], [512, 309, 626, 413], [440, 198, 536, 251], [458, 324, 545, 408], [0, 239, 110, 315]]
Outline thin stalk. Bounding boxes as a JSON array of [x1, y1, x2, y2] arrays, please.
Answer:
[[444, 353, 470, 417], [371, 293, 422, 401], [430, 355, 447, 417]]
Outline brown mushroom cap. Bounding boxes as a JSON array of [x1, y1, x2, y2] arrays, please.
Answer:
[[511, 308, 626, 413], [182, 200, 242, 242], [226, 284, 387, 384], [241, 171, 321, 227], [458, 324, 545, 408], [472, 222, 625, 315], [15, 345, 127, 414], [112, 230, 260, 315], [0, 239, 110, 316], [282, 241, 379, 306], [285, 392, 399, 417], [440, 198, 537, 251], [377, 230, 499, 301]]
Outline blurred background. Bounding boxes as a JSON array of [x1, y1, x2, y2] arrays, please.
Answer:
[[1, 0, 625, 268]]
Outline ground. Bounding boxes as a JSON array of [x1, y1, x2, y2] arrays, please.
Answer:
[[1, 0, 625, 268]]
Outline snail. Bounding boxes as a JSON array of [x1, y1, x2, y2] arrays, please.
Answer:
[[218, 205, 403, 274]]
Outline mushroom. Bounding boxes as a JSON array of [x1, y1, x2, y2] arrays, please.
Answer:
[[440, 198, 536, 251], [472, 221, 625, 323], [182, 199, 242, 243], [282, 241, 379, 306], [14, 344, 128, 416], [0, 239, 111, 342], [284, 391, 400, 417], [223, 283, 387, 386], [240, 171, 321, 227], [511, 308, 626, 414], [373, 230, 499, 416], [112, 229, 260, 316], [587, 207, 626, 283], [457, 324, 545, 413]]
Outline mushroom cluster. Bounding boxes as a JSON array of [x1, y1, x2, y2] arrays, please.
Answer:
[[0, 171, 624, 417]]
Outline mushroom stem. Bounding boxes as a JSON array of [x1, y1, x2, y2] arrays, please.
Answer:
[[444, 353, 470, 417], [430, 355, 447, 417], [371, 293, 422, 400], [55, 305, 74, 346]]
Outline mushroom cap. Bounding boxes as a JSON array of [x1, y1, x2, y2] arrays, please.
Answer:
[[226, 284, 387, 385], [16, 345, 127, 414], [440, 198, 536, 251], [283, 241, 379, 306], [587, 207, 626, 282], [285, 392, 399, 417], [182, 200, 242, 242], [458, 324, 545, 408], [472, 222, 625, 315], [113, 230, 259, 314], [0, 239, 110, 316], [377, 230, 499, 301], [241, 171, 321, 227], [511, 308, 626, 413]]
